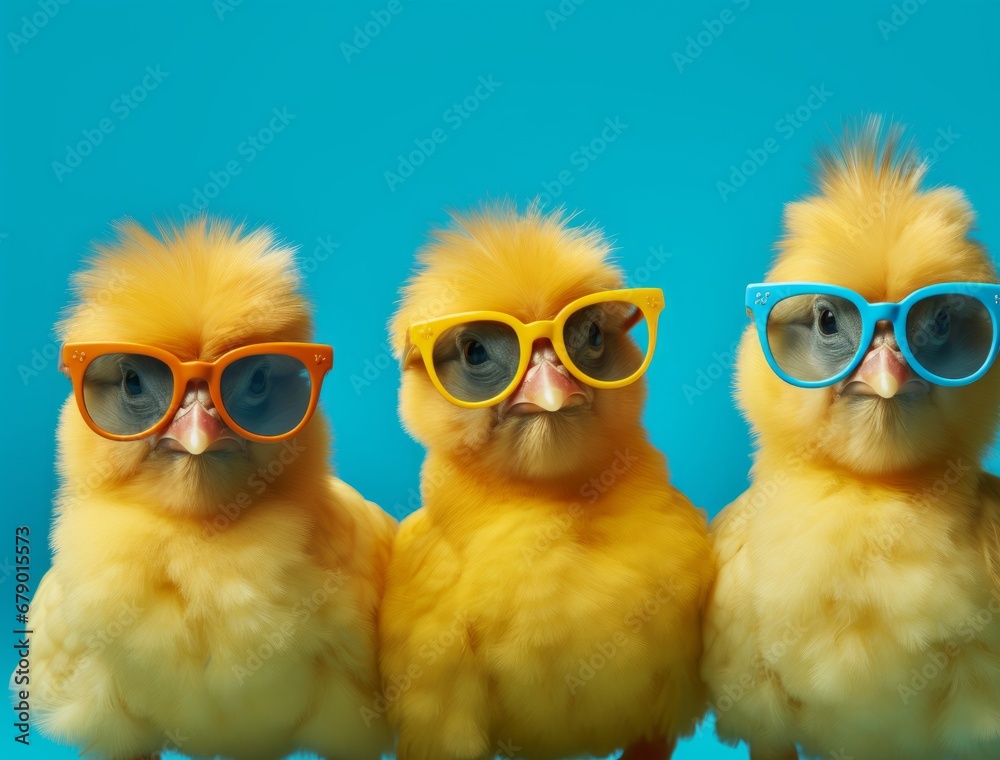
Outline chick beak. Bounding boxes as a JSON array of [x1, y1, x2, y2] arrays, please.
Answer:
[[840, 323, 929, 399], [155, 381, 242, 455], [500, 340, 592, 416]]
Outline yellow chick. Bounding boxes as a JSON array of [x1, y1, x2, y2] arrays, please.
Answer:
[[702, 121, 1000, 760], [379, 205, 714, 760], [28, 219, 395, 759]]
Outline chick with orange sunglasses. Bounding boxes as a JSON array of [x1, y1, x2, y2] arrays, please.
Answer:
[[404, 288, 663, 410], [62, 342, 332, 454]]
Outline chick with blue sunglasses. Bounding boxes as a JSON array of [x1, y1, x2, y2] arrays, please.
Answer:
[[745, 281, 1000, 395], [705, 125, 1000, 760]]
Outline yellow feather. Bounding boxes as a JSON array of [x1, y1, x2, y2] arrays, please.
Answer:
[[30, 219, 396, 759], [381, 205, 714, 759], [703, 119, 1000, 759]]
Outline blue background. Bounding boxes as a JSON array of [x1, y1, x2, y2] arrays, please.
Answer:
[[2, 1, 998, 758]]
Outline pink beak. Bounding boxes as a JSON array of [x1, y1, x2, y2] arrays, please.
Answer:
[[500, 341, 592, 416], [155, 381, 242, 454], [840, 323, 929, 399]]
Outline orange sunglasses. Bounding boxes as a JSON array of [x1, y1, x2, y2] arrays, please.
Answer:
[[62, 342, 333, 442]]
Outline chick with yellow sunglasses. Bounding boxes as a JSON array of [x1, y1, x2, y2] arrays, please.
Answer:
[[380, 205, 713, 760]]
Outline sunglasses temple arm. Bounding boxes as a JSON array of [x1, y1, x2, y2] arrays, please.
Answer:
[[401, 343, 419, 371]]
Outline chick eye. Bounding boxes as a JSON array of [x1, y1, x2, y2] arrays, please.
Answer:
[[123, 369, 142, 396], [463, 340, 489, 366], [588, 322, 604, 349], [931, 308, 950, 338], [248, 367, 268, 396], [819, 309, 838, 336]]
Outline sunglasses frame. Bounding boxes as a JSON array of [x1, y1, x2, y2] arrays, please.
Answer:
[[62, 341, 333, 442], [406, 287, 664, 408], [746, 281, 1000, 388]]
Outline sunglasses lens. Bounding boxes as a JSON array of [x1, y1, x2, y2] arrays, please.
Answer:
[[563, 300, 650, 383], [221, 355, 312, 437], [431, 321, 520, 403], [906, 294, 994, 380], [766, 294, 863, 383], [82, 353, 174, 436]]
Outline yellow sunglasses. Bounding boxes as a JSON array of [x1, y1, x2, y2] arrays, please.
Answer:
[[405, 288, 664, 408]]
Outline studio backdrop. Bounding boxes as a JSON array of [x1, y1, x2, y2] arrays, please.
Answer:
[[2, 1, 998, 759]]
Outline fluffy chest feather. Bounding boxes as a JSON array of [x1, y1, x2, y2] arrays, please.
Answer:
[[709, 474, 1000, 758], [399, 489, 710, 750], [43, 496, 365, 751]]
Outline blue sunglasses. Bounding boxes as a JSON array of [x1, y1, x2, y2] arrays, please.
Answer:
[[745, 281, 1000, 388]]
